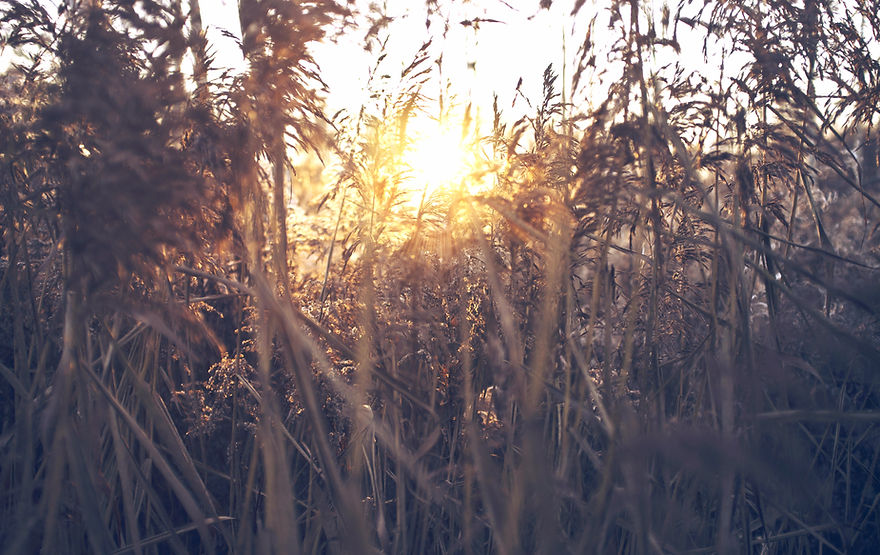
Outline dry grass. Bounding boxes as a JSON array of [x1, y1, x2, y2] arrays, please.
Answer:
[[2, 0, 880, 553]]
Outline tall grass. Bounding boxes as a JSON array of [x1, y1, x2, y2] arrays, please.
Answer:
[[2, 0, 880, 553]]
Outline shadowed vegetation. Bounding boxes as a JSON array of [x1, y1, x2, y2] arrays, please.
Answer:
[[2, 0, 880, 553]]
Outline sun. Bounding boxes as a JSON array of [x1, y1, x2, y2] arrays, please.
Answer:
[[402, 120, 473, 208]]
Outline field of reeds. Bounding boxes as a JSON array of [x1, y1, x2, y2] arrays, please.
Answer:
[[2, 0, 880, 553]]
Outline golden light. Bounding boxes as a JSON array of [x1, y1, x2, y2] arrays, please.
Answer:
[[402, 120, 473, 208]]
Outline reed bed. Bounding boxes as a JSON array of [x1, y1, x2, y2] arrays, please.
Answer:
[[1, 0, 879, 553]]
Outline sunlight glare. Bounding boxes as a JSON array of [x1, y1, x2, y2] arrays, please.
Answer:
[[404, 122, 471, 206]]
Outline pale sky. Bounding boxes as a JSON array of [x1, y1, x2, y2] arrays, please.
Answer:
[[198, 0, 582, 127], [0, 0, 716, 140]]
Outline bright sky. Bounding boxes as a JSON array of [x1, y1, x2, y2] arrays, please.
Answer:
[[199, 0, 580, 126]]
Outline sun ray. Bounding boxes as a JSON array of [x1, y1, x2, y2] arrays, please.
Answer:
[[402, 119, 473, 208]]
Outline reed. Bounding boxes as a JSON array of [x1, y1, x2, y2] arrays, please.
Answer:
[[1, 0, 879, 553]]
